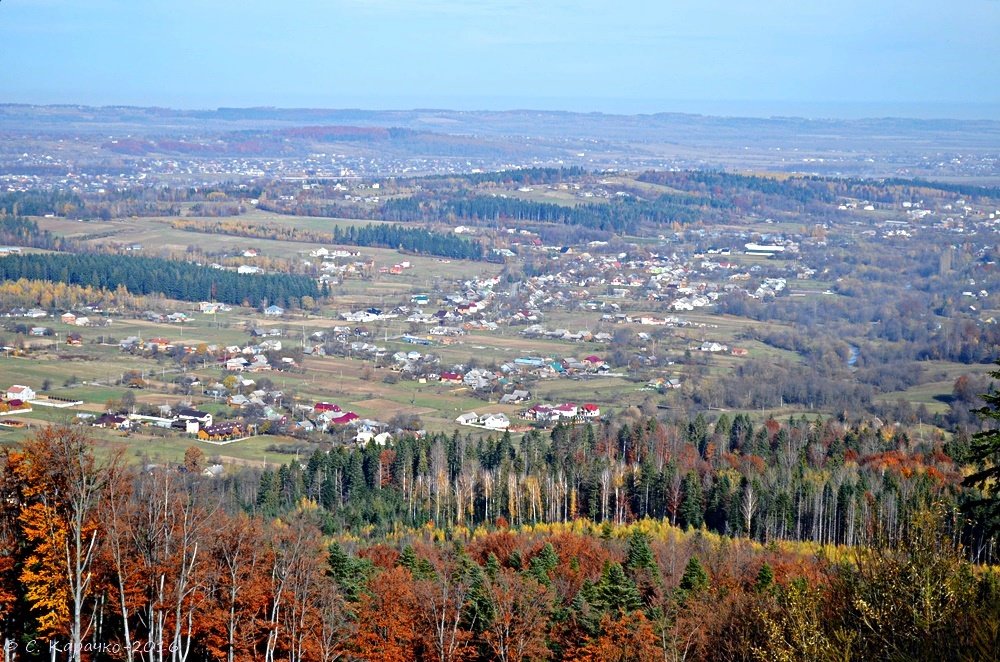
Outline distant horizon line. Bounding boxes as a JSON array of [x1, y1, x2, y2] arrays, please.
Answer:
[[4, 100, 1000, 123]]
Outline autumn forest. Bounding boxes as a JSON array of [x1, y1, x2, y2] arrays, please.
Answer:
[[3, 395, 1000, 662]]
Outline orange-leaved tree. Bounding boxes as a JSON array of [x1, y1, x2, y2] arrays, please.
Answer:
[[481, 567, 553, 662], [567, 611, 661, 662], [353, 566, 419, 662], [14, 426, 123, 662]]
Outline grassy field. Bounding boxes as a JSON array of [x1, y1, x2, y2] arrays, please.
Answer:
[[876, 360, 984, 415], [34, 211, 502, 291]]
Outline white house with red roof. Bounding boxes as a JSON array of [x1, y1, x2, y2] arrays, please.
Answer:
[[5, 385, 35, 402], [440, 371, 464, 384], [553, 403, 578, 418], [523, 402, 601, 423]]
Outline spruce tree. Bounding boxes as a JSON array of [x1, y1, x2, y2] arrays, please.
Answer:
[[327, 542, 371, 602], [755, 562, 775, 592], [679, 556, 709, 594], [591, 562, 642, 614], [680, 471, 704, 529], [529, 543, 559, 586], [625, 530, 657, 575], [962, 361, 1000, 536]]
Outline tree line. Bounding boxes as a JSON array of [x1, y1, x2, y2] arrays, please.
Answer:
[[413, 166, 588, 187], [0, 214, 74, 251], [172, 219, 484, 260], [251, 412, 994, 561], [0, 191, 84, 218], [0, 253, 319, 307], [379, 194, 704, 234], [637, 170, 1000, 208], [0, 278, 146, 313]]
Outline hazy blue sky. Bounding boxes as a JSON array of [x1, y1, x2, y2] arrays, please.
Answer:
[[4, 0, 1000, 118]]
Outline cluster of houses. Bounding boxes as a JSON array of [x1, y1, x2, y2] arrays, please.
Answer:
[[118, 329, 298, 372], [197, 301, 232, 314], [388, 351, 613, 393], [59, 312, 100, 327], [377, 260, 413, 276], [1, 384, 35, 414], [92, 407, 256, 442], [341, 307, 397, 323], [91, 407, 248, 441], [521, 325, 614, 343], [507, 354, 611, 380], [455, 411, 511, 431], [645, 376, 683, 391], [118, 334, 297, 373], [521, 402, 601, 423], [306, 247, 377, 282], [4, 309, 115, 330], [3, 307, 49, 319], [294, 402, 394, 445], [142, 310, 191, 323], [339, 276, 501, 333], [309, 402, 361, 427], [390, 349, 439, 375], [694, 341, 749, 356], [456, 402, 601, 430], [494, 233, 810, 325], [750, 277, 787, 299], [224, 383, 284, 409]]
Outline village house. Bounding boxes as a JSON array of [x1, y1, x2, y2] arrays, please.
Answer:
[[202, 464, 225, 478], [258, 339, 282, 352], [553, 403, 578, 419], [5, 385, 35, 402], [119, 336, 143, 350], [481, 413, 510, 430], [147, 337, 173, 351], [440, 371, 464, 384], [226, 357, 249, 371], [248, 355, 271, 372], [0, 398, 30, 413], [499, 389, 531, 405], [700, 341, 728, 353], [197, 422, 244, 441], [356, 430, 393, 447], [93, 414, 131, 430], [175, 408, 213, 428], [330, 412, 359, 426], [455, 412, 479, 426]]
